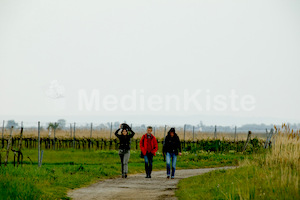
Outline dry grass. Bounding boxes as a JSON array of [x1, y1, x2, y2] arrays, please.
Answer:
[[1, 126, 266, 141], [268, 124, 300, 167], [237, 123, 300, 198], [264, 124, 300, 191]]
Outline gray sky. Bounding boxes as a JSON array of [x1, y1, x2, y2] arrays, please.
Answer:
[[0, 0, 299, 126]]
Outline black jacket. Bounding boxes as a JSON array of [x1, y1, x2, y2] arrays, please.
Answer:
[[115, 128, 135, 150], [163, 133, 181, 155]]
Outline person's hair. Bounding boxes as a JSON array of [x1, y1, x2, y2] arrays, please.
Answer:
[[147, 126, 153, 130], [167, 127, 177, 136], [169, 127, 175, 133]]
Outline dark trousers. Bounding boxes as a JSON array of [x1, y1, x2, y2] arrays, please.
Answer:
[[144, 152, 153, 176]]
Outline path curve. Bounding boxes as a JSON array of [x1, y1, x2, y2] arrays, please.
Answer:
[[68, 166, 235, 200]]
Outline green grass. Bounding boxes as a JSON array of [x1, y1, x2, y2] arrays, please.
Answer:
[[176, 158, 300, 200], [0, 149, 243, 200]]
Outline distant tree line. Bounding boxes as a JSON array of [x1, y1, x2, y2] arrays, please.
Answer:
[[3, 119, 300, 133]]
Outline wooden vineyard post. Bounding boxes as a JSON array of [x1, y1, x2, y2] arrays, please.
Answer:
[[13, 150, 16, 167], [183, 124, 186, 148], [214, 125, 217, 140], [270, 129, 277, 147], [70, 123, 72, 138], [164, 125, 167, 138], [53, 123, 57, 150], [73, 122, 76, 149], [40, 150, 44, 167], [38, 122, 41, 167], [192, 126, 195, 142], [47, 125, 51, 149], [243, 131, 252, 152], [234, 126, 237, 142], [89, 123, 93, 149], [264, 128, 269, 148], [110, 122, 112, 139], [17, 125, 24, 166], [234, 126, 238, 151], [1, 120, 4, 148], [90, 123, 93, 138], [264, 128, 274, 149], [153, 127, 156, 137], [4, 126, 13, 166]]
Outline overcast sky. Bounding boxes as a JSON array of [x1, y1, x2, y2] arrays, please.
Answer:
[[0, 0, 299, 126]]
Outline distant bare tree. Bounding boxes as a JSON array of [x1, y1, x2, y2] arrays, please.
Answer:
[[57, 119, 66, 129], [6, 120, 18, 128]]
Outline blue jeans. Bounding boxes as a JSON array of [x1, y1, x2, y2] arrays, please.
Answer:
[[144, 152, 153, 176], [166, 152, 177, 177]]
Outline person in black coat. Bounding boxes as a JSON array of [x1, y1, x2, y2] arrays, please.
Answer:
[[163, 127, 182, 179], [115, 123, 135, 178]]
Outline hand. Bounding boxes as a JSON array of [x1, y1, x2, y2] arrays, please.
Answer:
[[179, 152, 182, 156], [119, 124, 122, 129]]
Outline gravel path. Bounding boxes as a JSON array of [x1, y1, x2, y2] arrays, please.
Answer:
[[68, 166, 235, 200]]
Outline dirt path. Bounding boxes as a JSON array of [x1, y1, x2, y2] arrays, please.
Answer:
[[68, 166, 235, 200]]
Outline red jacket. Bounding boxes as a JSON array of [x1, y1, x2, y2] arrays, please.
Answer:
[[140, 134, 158, 156]]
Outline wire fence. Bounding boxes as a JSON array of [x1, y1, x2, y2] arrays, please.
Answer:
[[0, 121, 270, 141], [1, 120, 270, 167]]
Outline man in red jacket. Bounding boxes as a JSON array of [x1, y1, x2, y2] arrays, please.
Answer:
[[140, 126, 158, 178]]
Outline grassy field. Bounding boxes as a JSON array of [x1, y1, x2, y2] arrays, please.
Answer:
[[0, 126, 268, 200], [0, 149, 244, 200], [176, 125, 300, 200]]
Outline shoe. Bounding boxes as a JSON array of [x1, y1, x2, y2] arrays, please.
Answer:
[[167, 176, 170, 179], [125, 174, 127, 178], [171, 177, 174, 179], [122, 174, 125, 178], [145, 175, 149, 178], [148, 175, 151, 178]]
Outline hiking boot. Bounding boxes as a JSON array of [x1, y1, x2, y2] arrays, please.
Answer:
[[167, 176, 170, 179]]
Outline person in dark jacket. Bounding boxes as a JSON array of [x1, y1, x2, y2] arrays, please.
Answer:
[[163, 127, 182, 179], [115, 123, 135, 178]]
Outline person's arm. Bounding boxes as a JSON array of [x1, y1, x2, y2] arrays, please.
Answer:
[[177, 136, 182, 156], [114, 128, 121, 138], [162, 136, 166, 156], [152, 136, 158, 154], [128, 128, 135, 138], [140, 135, 145, 155], [162, 136, 166, 161]]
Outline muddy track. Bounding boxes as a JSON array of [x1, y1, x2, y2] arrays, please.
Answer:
[[68, 166, 235, 200]]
